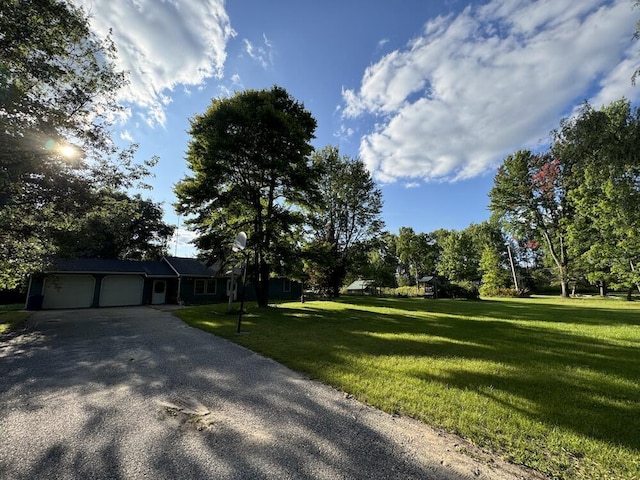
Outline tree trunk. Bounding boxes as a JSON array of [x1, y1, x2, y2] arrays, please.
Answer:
[[330, 263, 346, 298], [599, 280, 607, 297], [255, 260, 270, 307], [540, 231, 570, 298]]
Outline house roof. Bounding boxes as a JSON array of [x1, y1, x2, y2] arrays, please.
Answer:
[[163, 257, 220, 277], [418, 276, 435, 283], [46, 258, 173, 275], [44, 257, 221, 278], [346, 279, 374, 290]]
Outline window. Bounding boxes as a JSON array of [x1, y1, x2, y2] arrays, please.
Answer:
[[194, 279, 217, 295], [283, 279, 291, 293]]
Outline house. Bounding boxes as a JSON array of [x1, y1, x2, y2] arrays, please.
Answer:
[[26, 256, 302, 310], [26, 257, 225, 310], [345, 279, 376, 295]]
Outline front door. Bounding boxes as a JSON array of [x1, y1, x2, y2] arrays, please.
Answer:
[[152, 280, 167, 305]]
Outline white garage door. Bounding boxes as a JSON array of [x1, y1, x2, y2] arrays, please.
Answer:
[[43, 275, 95, 309], [99, 275, 144, 307]]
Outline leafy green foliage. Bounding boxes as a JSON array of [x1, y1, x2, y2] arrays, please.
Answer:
[[395, 227, 439, 285], [489, 150, 573, 296], [0, 0, 173, 289], [359, 232, 399, 288], [437, 229, 479, 282], [555, 100, 640, 297], [55, 192, 174, 260], [0, 0, 128, 195], [479, 245, 510, 296], [303, 146, 384, 296], [174, 86, 317, 306]]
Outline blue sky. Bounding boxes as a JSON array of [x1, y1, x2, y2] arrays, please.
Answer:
[[73, 0, 640, 257]]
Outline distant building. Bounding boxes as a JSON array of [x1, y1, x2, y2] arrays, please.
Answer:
[[345, 279, 376, 295]]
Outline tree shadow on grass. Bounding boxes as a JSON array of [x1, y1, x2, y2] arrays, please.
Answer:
[[342, 295, 640, 326], [264, 300, 640, 454]]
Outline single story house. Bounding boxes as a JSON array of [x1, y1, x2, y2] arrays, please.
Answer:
[[26, 257, 302, 310]]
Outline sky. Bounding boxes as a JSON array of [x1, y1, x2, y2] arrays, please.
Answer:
[[72, 0, 640, 257]]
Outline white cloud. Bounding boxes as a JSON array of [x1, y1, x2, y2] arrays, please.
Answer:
[[343, 0, 639, 183], [73, 0, 235, 127], [243, 34, 274, 69], [119, 130, 134, 142], [173, 228, 197, 248], [334, 124, 355, 141], [404, 182, 421, 189]]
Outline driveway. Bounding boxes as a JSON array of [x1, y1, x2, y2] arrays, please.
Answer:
[[0, 307, 536, 479]]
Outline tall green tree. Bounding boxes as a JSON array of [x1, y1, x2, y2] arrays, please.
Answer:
[[0, 0, 127, 199], [361, 232, 399, 289], [478, 245, 511, 296], [0, 0, 166, 289], [396, 227, 439, 286], [303, 146, 383, 296], [175, 86, 317, 307], [489, 150, 573, 297], [555, 100, 640, 297], [437, 229, 479, 282], [55, 192, 174, 260]]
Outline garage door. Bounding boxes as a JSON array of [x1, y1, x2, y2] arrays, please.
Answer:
[[43, 275, 95, 309], [99, 275, 143, 307]]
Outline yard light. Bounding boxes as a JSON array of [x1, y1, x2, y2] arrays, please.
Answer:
[[232, 232, 248, 333]]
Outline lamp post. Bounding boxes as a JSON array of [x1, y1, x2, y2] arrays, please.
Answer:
[[232, 232, 247, 333]]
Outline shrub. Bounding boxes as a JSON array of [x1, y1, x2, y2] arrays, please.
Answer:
[[440, 281, 479, 300], [480, 286, 523, 297]]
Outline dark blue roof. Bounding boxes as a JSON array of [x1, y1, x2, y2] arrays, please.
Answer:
[[47, 258, 176, 276], [45, 257, 221, 277], [163, 257, 220, 277]]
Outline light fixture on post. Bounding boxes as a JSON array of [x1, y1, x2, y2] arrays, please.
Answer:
[[232, 232, 248, 333]]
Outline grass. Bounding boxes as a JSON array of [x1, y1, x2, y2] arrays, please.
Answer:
[[0, 304, 30, 335], [175, 295, 640, 480]]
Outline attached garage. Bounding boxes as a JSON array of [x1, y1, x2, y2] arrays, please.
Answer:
[[99, 275, 144, 307], [42, 275, 95, 309]]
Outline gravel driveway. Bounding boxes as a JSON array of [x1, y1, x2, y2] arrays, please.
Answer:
[[0, 307, 538, 479]]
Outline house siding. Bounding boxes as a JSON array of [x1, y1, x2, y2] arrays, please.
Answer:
[[179, 277, 228, 305], [241, 278, 302, 302]]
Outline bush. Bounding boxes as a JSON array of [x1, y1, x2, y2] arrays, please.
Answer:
[[439, 281, 479, 300], [394, 286, 421, 297], [480, 286, 523, 297]]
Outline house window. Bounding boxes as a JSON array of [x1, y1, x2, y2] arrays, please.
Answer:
[[283, 279, 291, 293], [194, 279, 217, 295]]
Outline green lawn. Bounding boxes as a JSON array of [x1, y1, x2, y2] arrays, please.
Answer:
[[175, 296, 640, 480], [0, 304, 30, 335]]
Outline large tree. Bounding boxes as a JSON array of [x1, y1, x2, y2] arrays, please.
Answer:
[[0, 0, 168, 289], [1, 0, 127, 199], [303, 146, 383, 296], [396, 227, 439, 287], [174, 86, 317, 307], [54, 192, 174, 261], [437, 229, 479, 282], [489, 150, 574, 297], [555, 100, 640, 297]]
